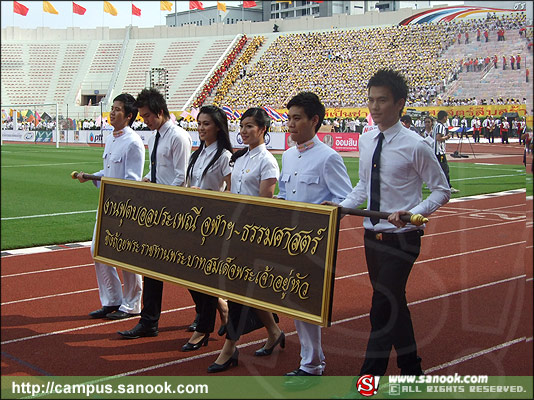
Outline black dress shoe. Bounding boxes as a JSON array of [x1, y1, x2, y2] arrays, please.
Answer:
[[217, 325, 227, 336], [283, 369, 322, 391], [285, 368, 318, 376], [255, 331, 285, 356], [117, 323, 158, 339], [187, 313, 200, 332], [181, 333, 209, 352], [89, 305, 119, 318], [207, 349, 239, 373], [106, 310, 139, 320]]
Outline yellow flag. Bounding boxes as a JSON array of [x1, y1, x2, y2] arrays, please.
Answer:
[[43, 1, 58, 14], [104, 1, 118, 16], [160, 1, 173, 11], [276, 0, 292, 3], [217, 1, 226, 12]]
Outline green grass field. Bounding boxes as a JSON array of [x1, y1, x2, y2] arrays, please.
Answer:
[[1, 143, 528, 250]]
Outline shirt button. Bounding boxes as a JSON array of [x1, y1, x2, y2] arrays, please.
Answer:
[[298, 155, 302, 158], [292, 189, 296, 193], [294, 172, 297, 176]]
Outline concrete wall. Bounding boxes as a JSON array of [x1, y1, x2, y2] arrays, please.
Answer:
[[1, 7, 425, 42]]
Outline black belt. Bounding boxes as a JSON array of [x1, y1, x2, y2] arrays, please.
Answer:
[[364, 229, 423, 241]]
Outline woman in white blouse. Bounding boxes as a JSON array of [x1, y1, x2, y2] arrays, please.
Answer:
[[182, 105, 232, 352], [207, 107, 284, 373]]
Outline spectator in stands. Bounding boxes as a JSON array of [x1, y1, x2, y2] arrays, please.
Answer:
[[76, 93, 144, 320], [207, 107, 284, 373], [278, 92, 352, 388], [118, 88, 192, 340], [183, 105, 232, 352]]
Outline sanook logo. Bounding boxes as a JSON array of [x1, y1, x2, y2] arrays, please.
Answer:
[[356, 375, 380, 397]]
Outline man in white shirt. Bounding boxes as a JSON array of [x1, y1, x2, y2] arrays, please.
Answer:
[[119, 88, 192, 339], [451, 115, 459, 138], [77, 93, 145, 320], [334, 69, 450, 376], [277, 92, 352, 388]]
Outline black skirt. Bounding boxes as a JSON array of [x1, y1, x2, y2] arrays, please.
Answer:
[[226, 301, 279, 341]]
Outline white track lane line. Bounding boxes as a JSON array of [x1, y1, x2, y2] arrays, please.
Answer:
[[424, 337, 531, 374], [0, 305, 195, 345], [1, 263, 93, 278], [2, 240, 525, 306], [93, 275, 529, 377]]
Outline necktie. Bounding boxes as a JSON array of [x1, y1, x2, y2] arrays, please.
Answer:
[[370, 132, 384, 225], [150, 131, 160, 183]]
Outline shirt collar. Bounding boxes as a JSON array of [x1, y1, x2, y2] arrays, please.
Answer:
[[113, 129, 125, 138], [158, 120, 173, 137], [248, 143, 266, 158], [296, 136, 319, 153], [202, 141, 218, 155], [379, 120, 403, 143]]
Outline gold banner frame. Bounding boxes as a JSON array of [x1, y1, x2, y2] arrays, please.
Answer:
[[94, 177, 341, 327]]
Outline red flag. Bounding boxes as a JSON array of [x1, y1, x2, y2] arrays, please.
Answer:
[[189, 1, 204, 10], [243, 1, 256, 7], [14, 1, 29, 16], [72, 2, 86, 15], [132, 3, 141, 16], [311, 1, 324, 2]]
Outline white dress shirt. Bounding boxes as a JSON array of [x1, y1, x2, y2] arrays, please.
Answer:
[[188, 142, 232, 191], [145, 120, 192, 186], [277, 135, 352, 204], [93, 126, 144, 188], [231, 144, 279, 196], [340, 121, 450, 232]]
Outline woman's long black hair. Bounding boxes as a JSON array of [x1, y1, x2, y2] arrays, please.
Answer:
[[187, 105, 233, 181], [230, 107, 271, 166]]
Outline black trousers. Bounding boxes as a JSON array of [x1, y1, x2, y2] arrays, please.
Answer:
[[140, 277, 163, 328], [188, 290, 217, 334], [436, 154, 451, 188], [360, 230, 423, 376]]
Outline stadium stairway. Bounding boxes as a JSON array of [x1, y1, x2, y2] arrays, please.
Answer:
[[441, 29, 532, 108]]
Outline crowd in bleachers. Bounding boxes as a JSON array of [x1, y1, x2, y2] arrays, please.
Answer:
[[220, 12, 528, 110], [192, 35, 249, 108], [212, 36, 265, 107]]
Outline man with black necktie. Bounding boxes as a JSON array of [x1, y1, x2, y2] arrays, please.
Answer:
[[118, 88, 192, 339], [333, 69, 450, 376]]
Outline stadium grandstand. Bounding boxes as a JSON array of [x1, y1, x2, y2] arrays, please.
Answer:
[[1, 2, 532, 144]]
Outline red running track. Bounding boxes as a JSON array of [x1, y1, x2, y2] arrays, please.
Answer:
[[1, 191, 532, 377]]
